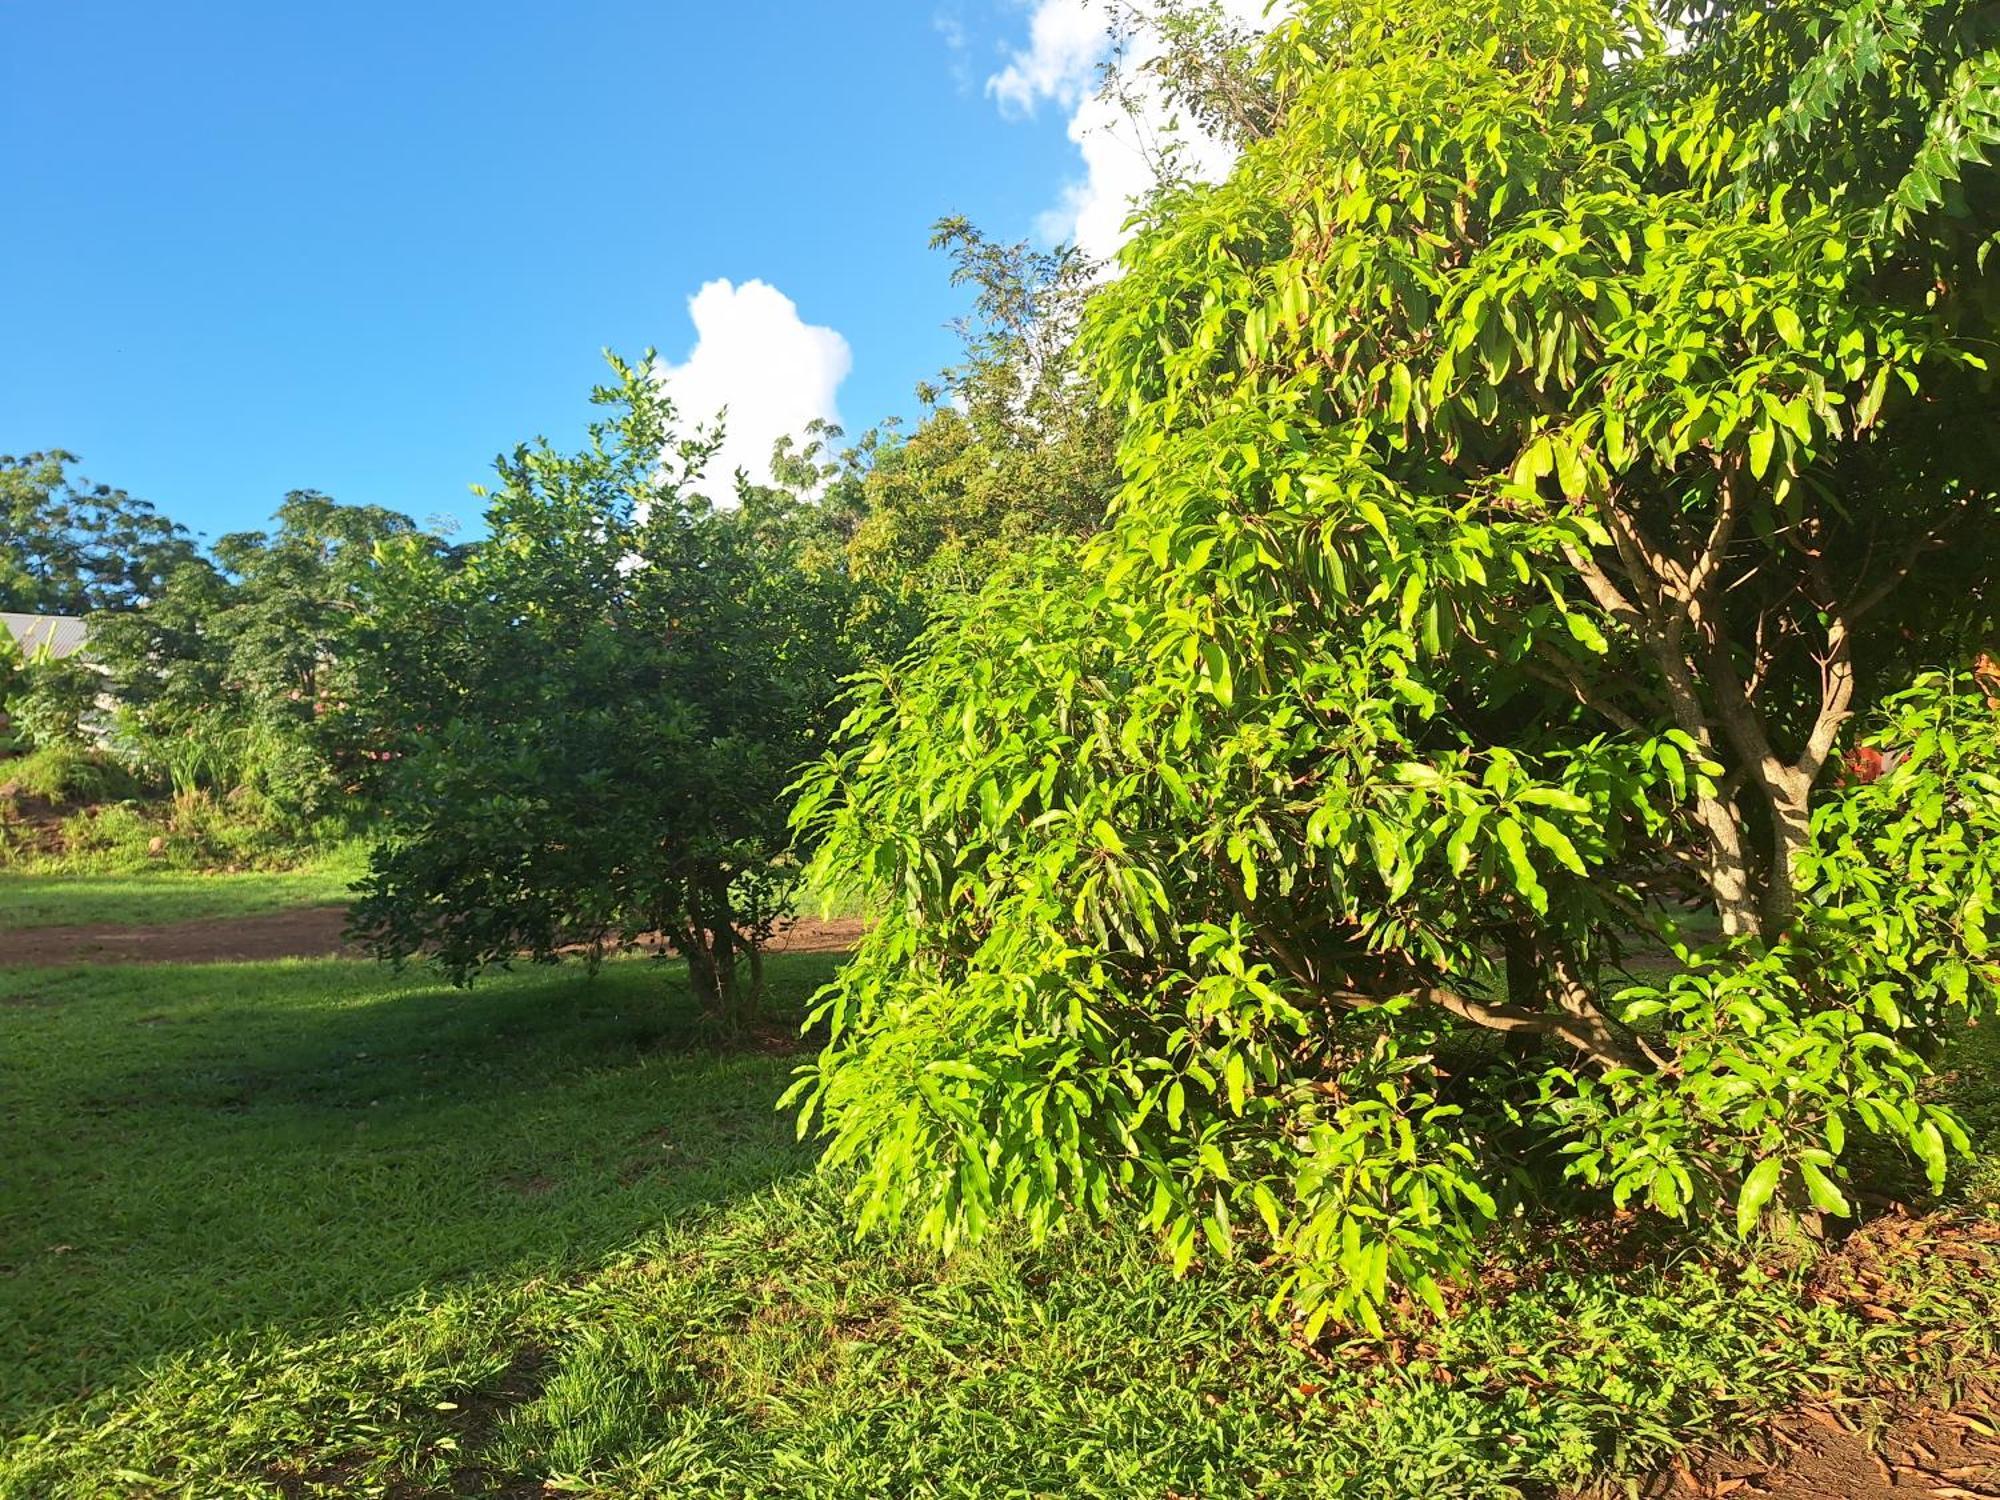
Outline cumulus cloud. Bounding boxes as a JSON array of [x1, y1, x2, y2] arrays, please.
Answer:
[[989, 0, 1279, 262], [651, 278, 852, 496]]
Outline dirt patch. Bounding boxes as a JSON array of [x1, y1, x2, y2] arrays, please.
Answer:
[[1579, 1213, 2000, 1500], [761, 917, 868, 955], [1613, 1398, 2000, 1498], [0, 907, 867, 967], [0, 906, 359, 965]]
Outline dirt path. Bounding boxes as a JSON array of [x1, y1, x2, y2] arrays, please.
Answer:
[[0, 908, 868, 966]]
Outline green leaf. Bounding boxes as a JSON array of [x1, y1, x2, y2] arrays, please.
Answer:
[[1199, 641, 1234, 706], [1445, 808, 1486, 875], [1225, 1052, 1249, 1115], [1748, 422, 1776, 480], [1912, 1120, 1948, 1191], [1251, 1181, 1284, 1238], [1565, 611, 1608, 653], [1528, 816, 1587, 874], [1495, 819, 1547, 914], [1736, 1157, 1781, 1237], [1388, 363, 1413, 423], [1800, 1160, 1850, 1217], [1554, 440, 1588, 501]]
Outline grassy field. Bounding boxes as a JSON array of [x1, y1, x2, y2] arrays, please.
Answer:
[[0, 849, 877, 932], [0, 868, 354, 929], [0, 849, 365, 929], [1, 924, 1995, 1496]]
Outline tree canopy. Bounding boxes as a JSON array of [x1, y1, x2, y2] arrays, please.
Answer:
[[846, 220, 1121, 596], [90, 493, 440, 814], [790, 0, 2000, 1330]]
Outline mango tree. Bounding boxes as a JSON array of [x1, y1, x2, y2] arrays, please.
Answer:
[[790, 0, 2000, 1329]]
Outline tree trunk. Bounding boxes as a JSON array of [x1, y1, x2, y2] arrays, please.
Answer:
[[1761, 767, 1814, 940], [1697, 793, 1760, 937]]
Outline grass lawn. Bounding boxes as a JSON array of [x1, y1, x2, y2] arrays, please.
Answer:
[[1, 951, 1995, 1498], [0, 854, 364, 930]]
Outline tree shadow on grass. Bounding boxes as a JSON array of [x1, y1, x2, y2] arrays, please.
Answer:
[[0, 951, 843, 1431]]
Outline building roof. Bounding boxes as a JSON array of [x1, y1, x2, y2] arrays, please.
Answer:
[[1, 612, 91, 660]]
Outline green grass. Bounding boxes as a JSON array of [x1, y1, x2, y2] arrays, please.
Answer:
[[0, 745, 143, 806], [1, 953, 1994, 1498], [0, 847, 367, 929]]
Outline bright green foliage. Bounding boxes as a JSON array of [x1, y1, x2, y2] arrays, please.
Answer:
[[0, 632, 18, 749], [351, 357, 859, 1019], [792, 0, 1999, 1330]]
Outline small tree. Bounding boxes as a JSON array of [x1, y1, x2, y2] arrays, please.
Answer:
[[350, 356, 859, 1020], [790, 0, 1999, 1330]]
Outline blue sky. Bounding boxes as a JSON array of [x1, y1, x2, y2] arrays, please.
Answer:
[[0, 1, 1155, 541]]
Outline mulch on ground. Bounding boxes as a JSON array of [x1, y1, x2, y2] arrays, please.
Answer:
[[1619, 1398, 2000, 1498], [0, 908, 868, 966]]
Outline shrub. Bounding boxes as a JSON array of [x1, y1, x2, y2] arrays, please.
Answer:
[[0, 743, 143, 806], [350, 357, 862, 1022]]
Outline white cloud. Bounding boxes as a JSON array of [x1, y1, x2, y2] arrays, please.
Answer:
[[987, 0, 1106, 114], [990, 0, 1279, 262], [651, 278, 852, 496]]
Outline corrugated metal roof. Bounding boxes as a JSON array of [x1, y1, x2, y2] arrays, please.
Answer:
[[0, 612, 91, 660]]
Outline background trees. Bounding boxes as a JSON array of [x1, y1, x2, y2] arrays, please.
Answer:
[[92, 494, 442, 816], [349, 357, 861, 1021], [846, 220, 1121, 597], [789, 0, 1999, 1329], [0, 451, 204, 616]]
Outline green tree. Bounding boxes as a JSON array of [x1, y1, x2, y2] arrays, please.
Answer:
[[847, 219, 1121, 595], [350, 356, 860, 1021], [789, 0, 1999, 1330], [0, 451, 204, 615]]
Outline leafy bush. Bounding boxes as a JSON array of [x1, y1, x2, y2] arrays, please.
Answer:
[[790, 0, 2000, 1331], [5, 650, 103, 750]]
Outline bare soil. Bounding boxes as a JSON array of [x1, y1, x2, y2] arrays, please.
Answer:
[[1571, 1212, 2000, 1499], [0, 907, 868, 966]]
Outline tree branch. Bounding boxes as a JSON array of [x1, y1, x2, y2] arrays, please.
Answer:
[[1326, 982, 1645, 1072]]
